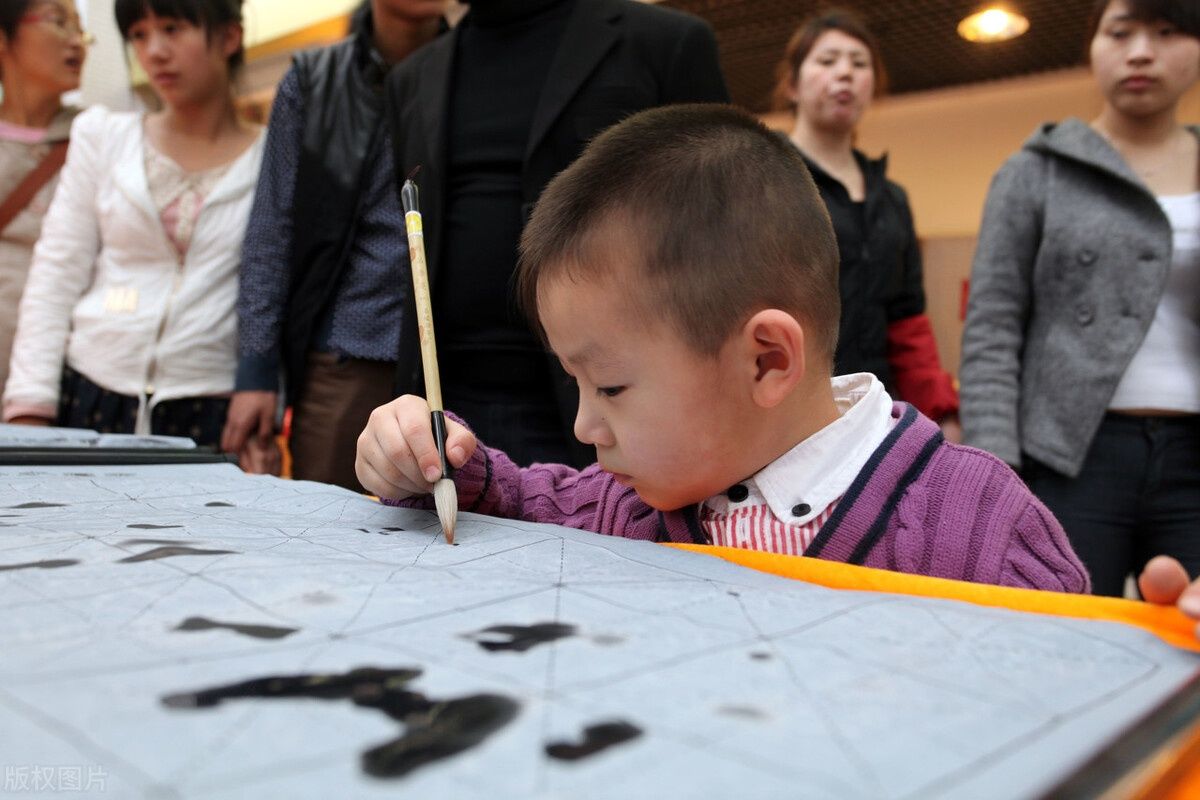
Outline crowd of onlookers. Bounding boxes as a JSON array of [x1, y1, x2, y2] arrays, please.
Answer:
[[0, 0, 1196, 601]]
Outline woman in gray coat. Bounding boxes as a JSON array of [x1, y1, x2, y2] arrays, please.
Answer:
[[960, 0, 1199, 596]]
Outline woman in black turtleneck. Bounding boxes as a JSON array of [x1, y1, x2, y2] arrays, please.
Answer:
[[385, 0, 730, 467]]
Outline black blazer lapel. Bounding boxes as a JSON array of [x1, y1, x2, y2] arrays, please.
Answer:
[[414, 28, 457, 282], [416, 30, 454, 171], [524, 0, 621, 162]]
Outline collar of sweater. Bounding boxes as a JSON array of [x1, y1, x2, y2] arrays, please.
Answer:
[[658, 403, 944, 557]]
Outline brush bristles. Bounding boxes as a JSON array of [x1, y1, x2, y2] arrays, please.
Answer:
[[432, 479, 458, 544]]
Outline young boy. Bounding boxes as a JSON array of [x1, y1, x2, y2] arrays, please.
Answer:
[[357, 104, 1089, 593]]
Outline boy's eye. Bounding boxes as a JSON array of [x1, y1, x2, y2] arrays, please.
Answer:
[[597, 386, 625, 399]]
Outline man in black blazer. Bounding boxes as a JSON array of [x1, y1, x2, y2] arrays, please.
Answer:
[[385, 0, 729, 467]]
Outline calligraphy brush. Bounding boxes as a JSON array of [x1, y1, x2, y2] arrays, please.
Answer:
[[400, 168, 457, 544]]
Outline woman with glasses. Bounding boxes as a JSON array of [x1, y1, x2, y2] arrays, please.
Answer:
[[0, 0, 87, 400], [3, 0, 276, 471]]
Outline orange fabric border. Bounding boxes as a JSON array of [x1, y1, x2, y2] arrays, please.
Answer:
[[668, 543, 1200, 653]]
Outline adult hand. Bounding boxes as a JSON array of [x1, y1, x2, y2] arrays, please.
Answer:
[[221, 391, 277, 453], [355, 395, 476, 501], [1138, 556, 1200, 638], [7, 415, 52, 426], [939, 412, 962, 444], [239, 434, 282, 476]]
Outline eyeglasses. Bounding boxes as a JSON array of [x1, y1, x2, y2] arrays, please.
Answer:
[[19, 12, 95, 45]]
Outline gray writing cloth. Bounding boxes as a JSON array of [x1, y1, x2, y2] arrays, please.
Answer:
[[1, 464, 1196, 799]]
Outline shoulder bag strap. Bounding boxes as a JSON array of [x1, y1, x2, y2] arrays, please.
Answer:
[[0, 140, 69, 236]]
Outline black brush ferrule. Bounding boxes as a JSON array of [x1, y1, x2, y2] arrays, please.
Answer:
[[430, 410, 452, 479]]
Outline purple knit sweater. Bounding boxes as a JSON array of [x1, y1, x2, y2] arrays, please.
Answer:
[[396, 403, 1090, 593]]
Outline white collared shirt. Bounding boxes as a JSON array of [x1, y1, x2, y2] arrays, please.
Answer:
[[699, 373, 895, 553]]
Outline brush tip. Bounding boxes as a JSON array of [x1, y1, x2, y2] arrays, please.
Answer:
[[432, 479, 458, 544]]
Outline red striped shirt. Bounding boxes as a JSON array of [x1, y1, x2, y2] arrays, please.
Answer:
[[700, 498, 839, 555]]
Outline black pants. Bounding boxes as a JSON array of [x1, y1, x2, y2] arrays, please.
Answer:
[[56, 365, 229, 449], [1024, 414, 1200, 597]]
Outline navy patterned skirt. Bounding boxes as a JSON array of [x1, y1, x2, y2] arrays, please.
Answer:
[[55, 365, 229, 448]]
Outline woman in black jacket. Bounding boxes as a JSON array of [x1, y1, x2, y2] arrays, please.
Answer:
[[774, 9, 959, 436]]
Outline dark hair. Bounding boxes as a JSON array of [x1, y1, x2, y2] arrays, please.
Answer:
[[1087, 0, 1200, 44], [1, 0, 36, 40], [772, 8, 888, 112], [114, 0, 245, 71], [517, 104, 840, 362]]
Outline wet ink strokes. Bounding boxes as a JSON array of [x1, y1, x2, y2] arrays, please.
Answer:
[[118, 545, 237, 563], [173, 616, 298, 640], [545, 721, 643, 761], [162, 667, 519, 779], [463, 622, 577, 653]]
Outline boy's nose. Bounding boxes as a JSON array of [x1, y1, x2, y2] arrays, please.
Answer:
[[573, 398, 612, 448]]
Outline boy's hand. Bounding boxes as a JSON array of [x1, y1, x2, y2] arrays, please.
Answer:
[[355, 395, 476, 501], [1138, 556, 1200, 639]]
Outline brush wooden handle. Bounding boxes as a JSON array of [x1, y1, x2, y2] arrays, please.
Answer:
[[403, 206, 443, 413]]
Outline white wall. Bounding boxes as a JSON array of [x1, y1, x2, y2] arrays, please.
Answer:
[[79, 0, 136, 110]]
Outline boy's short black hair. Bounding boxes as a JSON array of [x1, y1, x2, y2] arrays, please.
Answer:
[[115, 0, 245, 71], [517, 103, 840, 362]]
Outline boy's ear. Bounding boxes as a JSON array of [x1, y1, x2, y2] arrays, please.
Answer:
[[739, 309, 806, 409]]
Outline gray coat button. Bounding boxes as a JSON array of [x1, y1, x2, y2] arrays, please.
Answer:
[[1077, 249, 1097, 265], [1075, 304, 1094, 325], [1140, 251, 1157, 262]]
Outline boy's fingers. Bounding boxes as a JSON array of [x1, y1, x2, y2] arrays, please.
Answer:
[[1138, 555, 1192, 607], [445, 421, 476, 468], [395, 410, 443, 484], [366, 421, 426, 492], [358, 419, 422, 497], [356, 456, 409, 501]]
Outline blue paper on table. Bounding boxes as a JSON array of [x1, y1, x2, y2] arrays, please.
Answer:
[[0, 464, 1195, 799]]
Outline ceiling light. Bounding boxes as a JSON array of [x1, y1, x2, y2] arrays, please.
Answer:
[[957, 6, 1030, 43]]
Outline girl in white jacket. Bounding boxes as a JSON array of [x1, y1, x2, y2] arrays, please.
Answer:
[[3, 0, 274, 470]]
